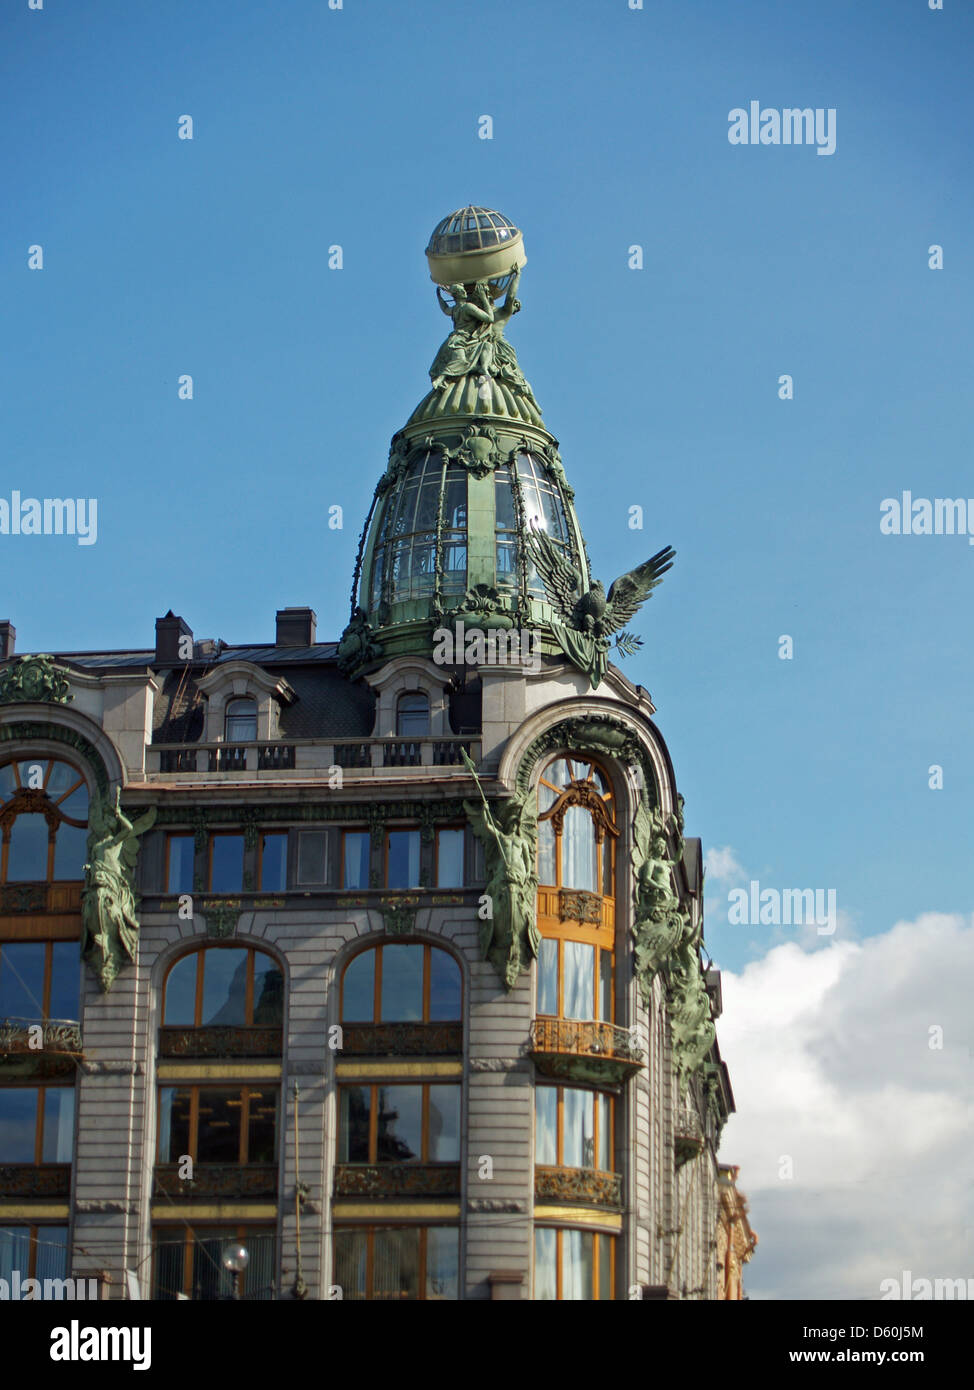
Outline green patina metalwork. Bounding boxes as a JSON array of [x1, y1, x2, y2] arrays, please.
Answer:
[[380, 899, 418, 935], [0, 655, 74, 706], [201, 901, 241, 939], [0, 721, 109, 795], [462, 750, 538, 990], [514, 715, 657, 801], [82, 789, 156, 992]]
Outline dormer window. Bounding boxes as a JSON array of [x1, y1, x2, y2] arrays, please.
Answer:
[[396, 693, 430, 738], [225, 698, 257, 742]]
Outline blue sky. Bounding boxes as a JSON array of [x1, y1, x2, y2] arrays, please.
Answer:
[[3, 0, 972, 1299]]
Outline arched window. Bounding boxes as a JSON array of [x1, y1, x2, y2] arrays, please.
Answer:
[[396, 693, 430, 738], [535, 756, 618, 1023], [224, 698, 257, 742], [0, 758, 89, 883], [341, 942, 460, 1024], [163, 945, 284, 1029]]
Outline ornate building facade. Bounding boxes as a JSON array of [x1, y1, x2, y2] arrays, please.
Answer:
[[0, 208, 751, 1300]]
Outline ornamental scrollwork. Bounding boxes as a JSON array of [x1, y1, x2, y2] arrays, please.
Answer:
[[0, 655, 73, 706]]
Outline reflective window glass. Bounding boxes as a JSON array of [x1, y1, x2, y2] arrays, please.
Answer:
[[436, 828, 464, 888], [342, 831, 370, 889], [386, 830, 420, 889], [342, 951, 374, 1021], [375, 1084, 422, 1162], [429, 949, 461, 1021], [200, 948, 248, 1026], [167, 835, 194, 894], [209, 835, 244, 892], [380, 944, 423, 1021], [259, 833, 287, 890]]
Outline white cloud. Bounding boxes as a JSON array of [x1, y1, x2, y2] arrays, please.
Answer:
[[704, 845, 745, 884], [716, 914, 974, 1299]]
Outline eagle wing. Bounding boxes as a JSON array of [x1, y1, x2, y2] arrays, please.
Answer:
[[524, 525, 581, 622], [602, 546, 676, 636]]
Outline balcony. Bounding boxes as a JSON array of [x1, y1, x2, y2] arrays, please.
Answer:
[[529, 1018, 643, 1085], [339, 1022, 462, 1057], [334, 1163, 461, 1199], [158, 1026, 283, 1060], [0, 1164, 71, 1199], [154, 1163, 278, 1200], [534, 1165, 623, 1211], [0, 1018, 82, 1081], [146, 737, 480, 780], [0, 883, 82, 920]]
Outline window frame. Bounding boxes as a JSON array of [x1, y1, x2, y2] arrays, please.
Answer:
[[339, 942, 461, 1024], [257, 831, 288, 891], [340, 829, 370, 890], [433, 826, 465, 889], [165, 832, 195, 894], [384, 827, 421, 889], [207, 832, 245, 893], [0, 939, 80, 1022], [156, 1083, 279, 1166], [224, 697, 258, 743], [0, 1224, 69, 1282], [534, 1083, 614, 1173], [151, 1222, 275, 1301], [0, 1082, 76, 1166], [534, 1225, 615, 1301], [396, 692, 430, 738], [161, 945, 283, 1029], [332, 1223, 459, 1301], [337, 1080, 461, 1165], [0, 757, 89, 885]]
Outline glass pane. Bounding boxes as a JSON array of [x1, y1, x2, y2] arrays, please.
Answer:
[[376, 1084, 422, 1162], [342, 951, 374, 1021], [252, 954, 284, 1025], [535, 1087, 558, 1166], [436, 829, 464, 888], [0, 942, 46, 1018], [17, 758, 48, 790], [334, 1230, 367, 1301], [297, 831, 327, 884], [386, 830, 420, 889], [53, 822, 88, 879], [7, 814, 49, 880], [46, 761, 76, 796], [562, 1228, 594, 1300], [0, 1088, 38, 1161], [167, 835, 194, 894], [538, 938, 559, 1016], [598, 949, 612, 1023], [342, 832, 370, 889], [34, 1226, 68, 1284], [0, 1226, 32, 1283], [200, 949, 249, 1026], [56, 783, 89, 820], [396, 696, 429, 737], [563, 941, 595, 1021], [210, 835, 244, 892], [259, 833, 287, 890], [380, 944, 423, 1021], [597, 1234, 613, 1301], [428, 949, 461, 1021], [157, 1087, 175, 1159], [164, 953, 198, 1026], [167, 1089, 191, 1160], [42, 1087, 75, 1163], [244, 1230, 275, 1301], [563, 1087, 594, 1169], [197, 1089, 241, 1163], [247, 1087, 278, 1163], [153, 1231, 185, 1300], [0, 764, 18, 800], [49, 941, 80, 1021], [339, 1087, 370, 1163], [191, 1232, 233, 1301], [602, 836, 613, 895], [426, 1227, 459, 1300], [534, 1227, 557, 1301], [597, 1093, 612, 1172], [537, 819, 556, 884], [225, 700, 257, 742], [373, 1228, 420, 1301], [561, 806, 597, 891], [427, 1085, 460, 1161]]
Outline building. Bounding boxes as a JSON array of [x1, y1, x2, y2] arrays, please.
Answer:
[[0, 207, 751, 1301]]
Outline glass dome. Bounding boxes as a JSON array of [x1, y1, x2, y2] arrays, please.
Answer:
[[363, 447, 577, 616], [426, 207, 519, 258]]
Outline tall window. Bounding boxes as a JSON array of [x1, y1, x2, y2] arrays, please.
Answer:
[[335, 1226, 458, 1301], [163, 946, 284, 1028], [385, 829, 420, 889], [535, 756, 618, 1022], [338, 1083, 460, 1163], [535, 1085, 613, 1172], [0, 1226, 69, 1284], [370, 450, 467, 606], [0, 1086, 75, 1164], [0, 941, 79, 1022], [153, 1225, 275, 1301], [224, 699, 257, 742], [166, 833, 194, 894], [208, 833, 244, 892], [534, 1228, 614, 1301], [396, 694, 429, 737], [340, 943, 461, 1023], [157, 1085, 278, 1165], [341, 831, 370, 889], [0, 758, 89, 883]]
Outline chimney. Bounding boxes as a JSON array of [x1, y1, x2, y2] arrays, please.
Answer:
[[0, 621, 15, 661], [275, 607, 317, 647], [155, 611, 193, 665]]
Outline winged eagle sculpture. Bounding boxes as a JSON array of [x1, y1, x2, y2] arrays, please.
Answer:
[[525, 525, 675, 688]]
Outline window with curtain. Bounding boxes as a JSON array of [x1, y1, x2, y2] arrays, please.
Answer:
[[152, 1224, 275, 1300], [224, 698, 257, 742], [334, 1225, 459, 1301], [396, 693, 430, 737], [534, 1226, 614, 1301]]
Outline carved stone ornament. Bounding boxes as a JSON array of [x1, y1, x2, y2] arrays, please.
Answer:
[[337, 606, 383, 675], [557, 889, 602, 925], [516, 715, 652, 798], [380, 898, 418, 935], [454, 583, 514, 630], [82, 790, 156, 992], [0, 654, 74, 706], [454, 422, 503, 479], [201, 900, 241, 939]]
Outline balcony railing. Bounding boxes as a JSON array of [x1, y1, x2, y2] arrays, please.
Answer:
[[147, 738, 480, 777], [334, 1163, 461, 1198], [339, 1021, 463, 1057], [158, 1025, 283, 1060], [0, 1164, 71, 1199], [534, 1165, 623, 1211], [0, 883, 83, 916], [0, 1018, 82, 1054], [154, 1163, 278, 1200], [529, 1017, 643, 1084]]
